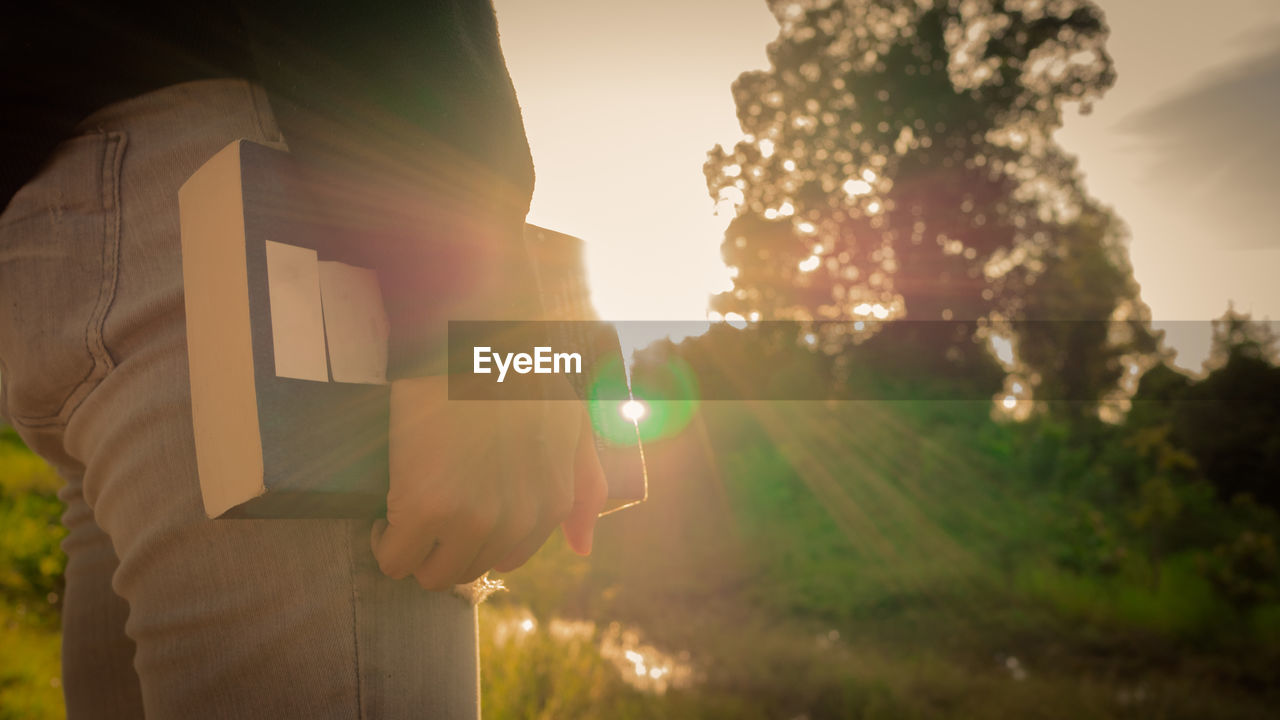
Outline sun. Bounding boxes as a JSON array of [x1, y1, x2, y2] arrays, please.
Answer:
[[620, 399, 647, 422]]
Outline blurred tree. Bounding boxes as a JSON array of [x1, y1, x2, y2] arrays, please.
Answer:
[[1204, 303, 1279, 370], [1201, 530, 1280, 611], [1175, 307, 1280, 508], [1013, 204, 1157, 423], [1126, 361, 1194, 432], [1125, 423, 1197, 588], [704, 0, 1154, 406]]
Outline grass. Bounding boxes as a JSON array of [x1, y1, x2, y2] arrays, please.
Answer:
[[0, 604, 62, 720], [0, 429, 64, 720], [489, 401, 1280, 718], [4, 400, 1280, 718]]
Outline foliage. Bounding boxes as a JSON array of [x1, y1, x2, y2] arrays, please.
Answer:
[[0, 603, 62, 720], [479, 604, 663, 719], [1200, 530, 1280, 611], [1011, 204, 1157, 420], [0, 429, 64, 625], [0, 427, 65, 719], [703, 0, 1154, 414], [1205, 305, 1280, 369], [1124, 310, 1280, 510], [1176, 310, 1280, 508], [5, 377, 1280, 717]]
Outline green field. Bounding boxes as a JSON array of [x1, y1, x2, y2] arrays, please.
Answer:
[[482, 400, 1280, 718], [4, 401, 1279, 718]]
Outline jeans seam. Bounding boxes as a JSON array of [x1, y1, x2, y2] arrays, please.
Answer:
[[7, 130, 125, 429], [345, 522, 365, 720], [91, 130, 124, 374]]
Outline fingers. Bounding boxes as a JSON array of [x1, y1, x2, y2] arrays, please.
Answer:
[[491, 472, 574, 574], [562, 412, 609, 556], [408, 502, 499, 590], [411, 538, 480, 592], [377, 378, 608, 588], [371, 514, 443, 580], [491, 400, 581, 572], [490, 518, 559, 574], [495, 406, 607, 572], [456, 501, 533, 583]]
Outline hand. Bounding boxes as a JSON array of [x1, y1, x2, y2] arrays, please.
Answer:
[[371, 375, 608, 590]]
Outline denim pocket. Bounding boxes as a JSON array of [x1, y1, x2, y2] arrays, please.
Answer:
[[0, 130, 125, 427]]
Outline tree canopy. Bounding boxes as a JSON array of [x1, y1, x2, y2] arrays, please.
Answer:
[[704, 0, 1155, 409]]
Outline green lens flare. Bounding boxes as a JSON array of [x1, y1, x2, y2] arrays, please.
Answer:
[[629, 354, 700, 443], [585, 354, 638, 446], [585, 353, 701, 445]]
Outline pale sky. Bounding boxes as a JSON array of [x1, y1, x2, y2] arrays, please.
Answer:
[[493, 0, 1280, 371], [1057, 0, 1280, 370]]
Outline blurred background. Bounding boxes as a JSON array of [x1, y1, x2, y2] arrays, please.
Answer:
[[4, 0, 1280, 717]]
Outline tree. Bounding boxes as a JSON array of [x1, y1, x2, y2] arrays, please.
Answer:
[[1205, 303, 1279, 370], [1013, 203, 1157, 422], [704, 0, 1153, 406], [1176, 307, 1280, 508]]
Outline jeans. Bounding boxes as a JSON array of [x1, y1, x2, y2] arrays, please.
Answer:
[[0, 79, 480, 719]]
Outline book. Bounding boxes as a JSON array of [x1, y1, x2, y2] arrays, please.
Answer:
[[523, 225, 648, 514], [179, 139, 646, 518]]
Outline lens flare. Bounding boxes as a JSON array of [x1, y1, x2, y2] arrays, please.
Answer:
[[621, 399, 647, 422]]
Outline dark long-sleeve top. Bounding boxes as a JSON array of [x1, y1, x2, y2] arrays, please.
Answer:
[[2, 0, 539, 377]]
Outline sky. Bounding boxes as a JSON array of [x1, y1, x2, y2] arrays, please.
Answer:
[[1055, 0, 1280, 370], [492, 0, 1280, 371]]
